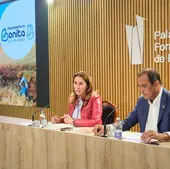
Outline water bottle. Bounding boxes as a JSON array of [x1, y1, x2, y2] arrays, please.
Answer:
[[39, 110, 47, 127], [114, 117, 122, 139]]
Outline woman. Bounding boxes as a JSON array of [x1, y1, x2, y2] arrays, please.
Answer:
[[51, 71, 102, 127]]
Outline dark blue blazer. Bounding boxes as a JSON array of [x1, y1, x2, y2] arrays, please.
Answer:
[[122, 88, 170, 133]]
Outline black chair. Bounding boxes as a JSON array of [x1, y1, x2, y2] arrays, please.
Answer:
[[102, 101, 118, 125]]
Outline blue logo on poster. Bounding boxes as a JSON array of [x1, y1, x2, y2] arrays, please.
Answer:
[[0, 0, 35, 60], [1, 26, 27, 42], [1, 28, 8, 42]]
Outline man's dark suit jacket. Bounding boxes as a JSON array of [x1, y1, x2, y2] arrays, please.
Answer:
[[122, 88, 170, 133]]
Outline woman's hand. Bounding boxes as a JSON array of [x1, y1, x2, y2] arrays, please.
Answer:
[[64, 114, 74, 124], [51, 116, 61, 124]]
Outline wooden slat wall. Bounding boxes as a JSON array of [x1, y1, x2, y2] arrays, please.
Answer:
[[0, 0, 170, 131]]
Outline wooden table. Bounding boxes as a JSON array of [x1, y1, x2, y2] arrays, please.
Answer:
[[0, 115, 170, 169]]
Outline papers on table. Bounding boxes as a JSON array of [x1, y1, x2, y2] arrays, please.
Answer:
[[122, 131, 158, 144], [44, 123, 93, 135], [45, 123, 74, 130], [122, 131, 142, 143], [17, 122, 33, 126], [0, 115, 32, 126]]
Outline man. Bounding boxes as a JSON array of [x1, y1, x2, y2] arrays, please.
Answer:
[[93, 68, 170, 142]]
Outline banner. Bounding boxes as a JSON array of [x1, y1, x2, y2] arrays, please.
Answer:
[[0, 0, 37, 106]]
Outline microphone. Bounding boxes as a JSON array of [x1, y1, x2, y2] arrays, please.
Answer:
[[29, 104, 49, 126], [102, 106, 118, 137]]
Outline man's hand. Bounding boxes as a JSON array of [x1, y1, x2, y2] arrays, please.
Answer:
[[141, 130, 169, 143], [92, 125, 104, 136]]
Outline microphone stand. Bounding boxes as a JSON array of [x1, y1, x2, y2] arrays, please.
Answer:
[[102, 106, 118, 137], [29, 104, 49, 126]]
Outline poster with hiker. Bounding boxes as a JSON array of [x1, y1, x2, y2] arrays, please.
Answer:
[[0, 0, 37, 107]]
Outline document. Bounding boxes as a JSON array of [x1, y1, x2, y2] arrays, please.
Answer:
[[122, 131, 158, 144], [45, 122, 74, 130], [122, 131, 142, 143]]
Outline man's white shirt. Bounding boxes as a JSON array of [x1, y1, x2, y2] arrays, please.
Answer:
[[145, 87, 163, 132]]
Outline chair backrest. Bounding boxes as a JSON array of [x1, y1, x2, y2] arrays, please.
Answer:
[[102, 101, 118, 125]]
